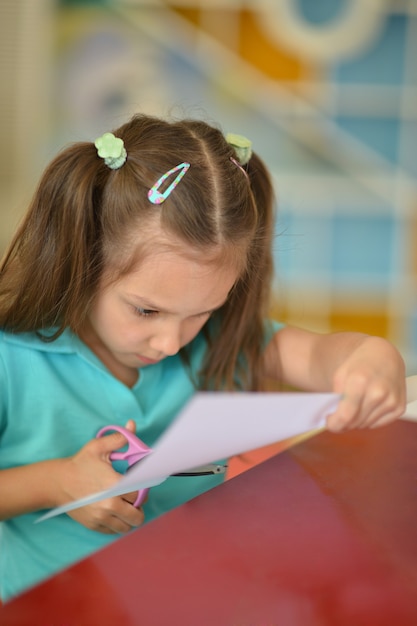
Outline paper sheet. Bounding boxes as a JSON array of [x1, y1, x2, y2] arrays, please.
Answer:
[[38, 392, 339, 522]]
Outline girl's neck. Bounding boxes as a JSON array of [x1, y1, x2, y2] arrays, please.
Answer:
[[78, 323, 139, 388]]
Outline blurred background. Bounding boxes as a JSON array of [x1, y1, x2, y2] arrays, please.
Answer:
[[1, 0, 416, 372]]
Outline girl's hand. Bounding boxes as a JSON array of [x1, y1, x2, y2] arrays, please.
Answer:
[[56, 420, 145, 534], [326, 336, 406, 432]]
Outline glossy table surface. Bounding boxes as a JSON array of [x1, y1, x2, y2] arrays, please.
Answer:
[[2, 419, 417, 625]]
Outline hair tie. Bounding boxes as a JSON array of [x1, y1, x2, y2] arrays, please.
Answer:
[[230, 157, 249, 179], [94, 132, 127, 170], [226, 133, 252, 165]]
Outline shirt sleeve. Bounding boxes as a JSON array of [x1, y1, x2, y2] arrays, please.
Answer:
[[262, 318, 285, 350], [0, 346, 7, 437]]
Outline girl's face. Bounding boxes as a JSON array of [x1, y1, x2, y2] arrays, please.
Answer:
[[82, 249, 238, 386]]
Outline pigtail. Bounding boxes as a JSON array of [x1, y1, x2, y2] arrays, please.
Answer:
[[0, 142, 107, 335], [198, 151, 275, 391]]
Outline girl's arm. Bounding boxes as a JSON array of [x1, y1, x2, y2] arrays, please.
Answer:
[[0, 425, 144, 533], [263, 326, 406, 431], [0, 459, 64, 519]]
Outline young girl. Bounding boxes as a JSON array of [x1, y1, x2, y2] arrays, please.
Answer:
[[0, 114, 406, 602]]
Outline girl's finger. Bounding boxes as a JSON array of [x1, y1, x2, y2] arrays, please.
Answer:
[[367, 405, 405, 429], [125, 419, 136, 433], [351, 387, 405, 429], [326, 393, 364, 432]]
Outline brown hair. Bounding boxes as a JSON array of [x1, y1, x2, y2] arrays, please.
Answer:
[[0, 114, 275, 390]]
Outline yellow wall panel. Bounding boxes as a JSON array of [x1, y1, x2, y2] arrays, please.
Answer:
[[172, 6, 316, 83], [329, 307, 389, 339], [171, 7, 200, 27], [239, 10, 314, 82]]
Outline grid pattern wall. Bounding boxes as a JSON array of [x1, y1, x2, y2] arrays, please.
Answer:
[[1, 0, 416, 372]]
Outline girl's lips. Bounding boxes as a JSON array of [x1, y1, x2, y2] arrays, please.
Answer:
[[137, 354, 159, 365]]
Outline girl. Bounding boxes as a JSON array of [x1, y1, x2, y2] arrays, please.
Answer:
[[0, 114, 406, 601]]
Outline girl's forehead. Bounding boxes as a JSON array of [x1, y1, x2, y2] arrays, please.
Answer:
[[105, 218, 249, 285], [127, 229, 245, 272], [129, 247, 239, 283], [116, 249, 238, 315]]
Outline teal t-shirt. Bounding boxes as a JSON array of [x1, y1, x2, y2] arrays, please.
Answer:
[[0, 321, 281, 601]]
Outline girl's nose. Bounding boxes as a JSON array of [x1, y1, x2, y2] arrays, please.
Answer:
[[149, 325, 181, 357]]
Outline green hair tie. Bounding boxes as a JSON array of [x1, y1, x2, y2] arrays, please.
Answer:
[[226, 133, 252, 165], [94, 132, 127, 170]]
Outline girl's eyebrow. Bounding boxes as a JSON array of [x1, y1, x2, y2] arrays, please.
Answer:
[[128, 296, 162, 311], [126, 294, 228, 316]]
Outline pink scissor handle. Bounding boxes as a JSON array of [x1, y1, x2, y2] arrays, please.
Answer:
[[96, 424, 152, 507]]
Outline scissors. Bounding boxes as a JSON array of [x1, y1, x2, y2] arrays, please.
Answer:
[[96, 424, 228, 507], [96, 425, 152, 507]]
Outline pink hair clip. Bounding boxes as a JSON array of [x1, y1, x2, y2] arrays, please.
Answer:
[[148, 162, 190, 205]]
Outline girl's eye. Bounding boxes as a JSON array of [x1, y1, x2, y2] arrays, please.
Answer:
[[134, 307, 158, 318]]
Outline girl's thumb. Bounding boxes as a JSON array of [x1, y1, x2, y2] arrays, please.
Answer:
[[96, 430, 129, 456]]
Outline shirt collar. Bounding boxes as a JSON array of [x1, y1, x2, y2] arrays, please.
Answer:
[[3, 328, 80, 354]]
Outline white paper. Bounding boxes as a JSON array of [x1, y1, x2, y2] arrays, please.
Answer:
[[403, 399, 417, 420], [37, 392, 339, 522], [404, 375, 417, 420]]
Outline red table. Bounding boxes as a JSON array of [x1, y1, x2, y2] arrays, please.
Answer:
[[2, 419, 417, 625]]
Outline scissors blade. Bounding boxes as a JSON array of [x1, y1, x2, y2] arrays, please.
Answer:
[[172, 463, 228, 476], [126, 461, 227, 477]]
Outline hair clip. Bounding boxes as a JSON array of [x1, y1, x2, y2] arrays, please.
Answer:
[[226, 133, 252, 165], [148, 162, 190, 205], [94, 132, 127, 170]]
